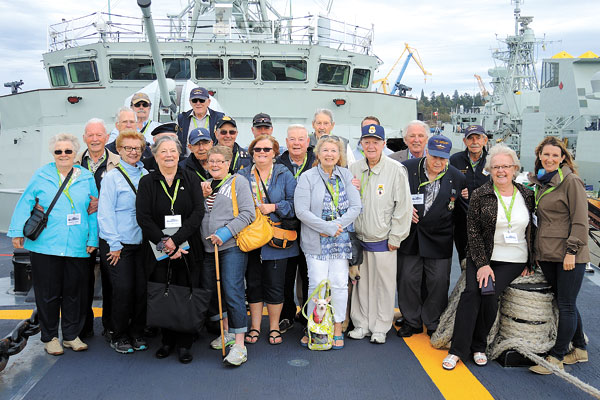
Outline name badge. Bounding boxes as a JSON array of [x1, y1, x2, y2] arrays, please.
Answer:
[[503, 231, 519, 244], [165, 215, 182, 228], [411, 194, 424, 205], [533, 214, 538, 227], [482, 169, 490, 176], [67, 213, 81, 226]]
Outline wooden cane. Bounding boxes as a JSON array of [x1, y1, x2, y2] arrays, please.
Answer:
[[214, 243, 226, 359]]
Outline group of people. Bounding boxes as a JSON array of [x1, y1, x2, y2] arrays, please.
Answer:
[[7, 86, 589, 373]]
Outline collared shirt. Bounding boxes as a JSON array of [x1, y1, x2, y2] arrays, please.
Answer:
[[186, 110, 211, 156], [82, 152, 106, 175], [423, 168, 442, 216], [98, 160, 148, 251]]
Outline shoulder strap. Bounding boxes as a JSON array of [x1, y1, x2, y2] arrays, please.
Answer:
[[116, 166, 137, 194], [230, 177, 239, 217], [254, 168, 273, 204], [46, 168, 74, 217]]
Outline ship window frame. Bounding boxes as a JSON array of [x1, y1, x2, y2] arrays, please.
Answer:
[[164, 58, 191, 80], [260, 59, 307, 82], [49, 66, 68, 87], [350, 68, 371, 89], [195, 58, 224, 80], [541, 62, 559, 88], [317, 63, 350, 86], [67, 60, 99, 83], [228, 59, 257, 80], [109, 58, 156, 81]]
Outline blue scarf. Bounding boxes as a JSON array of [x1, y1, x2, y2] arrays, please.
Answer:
[[537, 168, 558, 185]]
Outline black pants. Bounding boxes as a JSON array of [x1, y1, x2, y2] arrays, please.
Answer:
[[102, 242, 146, 340], [245, 249, 287, 304], [539, 261, 587, 360], [449, 258, 525, 360], [98, 239, 114, 332], [30, 252, 89, 342], [80, 249, 97, 336], [281, 251, 308, 322]]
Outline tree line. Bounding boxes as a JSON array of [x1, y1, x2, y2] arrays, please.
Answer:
[[417, 89, 485, 123]]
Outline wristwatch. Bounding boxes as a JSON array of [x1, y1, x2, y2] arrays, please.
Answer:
[[566, 248, 577, 255]]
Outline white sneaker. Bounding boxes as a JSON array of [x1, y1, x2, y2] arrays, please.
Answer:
[[348, 327, 370, 340], [210, 331, 235, 350], [63, 337, 88, 351], [223, 344, 247, 366], [45, 337, 63, 355], [370, 332, 386, 344]]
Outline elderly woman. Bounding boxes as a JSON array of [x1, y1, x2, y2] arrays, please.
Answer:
[[528, 137, 590, 374], [200, 145, 255, 366], [239, 135, 298, 345], [443, 144, 534, 370], [294, 136, 361, 349], [98, 130, 148, 354], [136, 136, 206, 364], [8, 133, 98, 355]]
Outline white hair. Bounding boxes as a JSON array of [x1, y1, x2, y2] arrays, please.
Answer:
[[287, 124, 308, 138], [484, 144, 521, 172], [49, 133, 80, 154], [403, 120, 430, 138], [152, 135, 183, 156], [313, 108, 334, 124], [115, 106, 137, 122], [84, 118, 107, 134]]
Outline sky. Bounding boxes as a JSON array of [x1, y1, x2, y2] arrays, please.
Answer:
[[0, 0, 598, 98]]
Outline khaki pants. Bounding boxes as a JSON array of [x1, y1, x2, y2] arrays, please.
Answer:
[[350, 250, 397, 334]]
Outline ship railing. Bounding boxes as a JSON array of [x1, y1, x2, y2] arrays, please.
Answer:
[[47, 12, 373, 54]]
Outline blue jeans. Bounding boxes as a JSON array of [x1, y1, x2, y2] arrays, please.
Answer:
[[206, 246, 248, 334], [539, 261, 587, 360]]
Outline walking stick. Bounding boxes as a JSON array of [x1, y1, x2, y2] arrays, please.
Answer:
[[214, 244, 226, 359]]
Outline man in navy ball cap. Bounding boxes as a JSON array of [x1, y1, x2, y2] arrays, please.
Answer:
[[176, 87, 224, 151], [180, 127, 213, 181]]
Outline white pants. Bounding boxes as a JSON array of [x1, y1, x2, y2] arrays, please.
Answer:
[[305, 257, 348, 323]]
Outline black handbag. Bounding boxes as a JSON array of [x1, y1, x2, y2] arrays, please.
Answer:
[[23, 168, 74, 241], [146, 256, 210, 333], [349, 231, 364, 267]]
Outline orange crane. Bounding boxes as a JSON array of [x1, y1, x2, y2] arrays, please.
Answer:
[[474, 74, 490, 102], [373, 43, 431, 95]]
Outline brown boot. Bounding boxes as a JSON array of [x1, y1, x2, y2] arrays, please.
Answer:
[[563, 348, 588, 365], [529, 355, 564, 375]]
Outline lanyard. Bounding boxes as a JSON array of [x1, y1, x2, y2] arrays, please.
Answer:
[[141, 120, 152, 135], [117, 163, 143, 181], [360, 169, 373, 199], [494, 185, 517, 230], [211, 173, 231, 195], [293, 155, 308, 179], [231, 151, 240, 171], [534, 168, 564, 209], [57, 168, 75, 210], [195, 170, 207, 182], [325, 178, 340, 210], [160, 179, 180, 214], [86, 151, 106, 172], [192, 115, 209, 130], [254, 167, 272, 203], [418, 158, 447, 189]]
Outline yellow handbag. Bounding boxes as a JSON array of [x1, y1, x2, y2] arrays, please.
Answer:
[[231, 177, 273, 252]]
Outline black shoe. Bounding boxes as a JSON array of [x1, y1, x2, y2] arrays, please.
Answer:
[[397, 324, 423, 338], [427, 329, 436, 337], [102, 329, 115, 343], [395, 317, 405, 327], [111, 339, 134, 354], [131, 337, 148, 351], [143, 326, 159, 338], [279, 319, 294, 334], [155, 345, 173, 359], [178, 347, 193, 364]]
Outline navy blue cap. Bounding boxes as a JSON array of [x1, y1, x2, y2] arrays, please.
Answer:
[[150, 122, 177, 137], [190, 87, 209, 100], [427, 135, 452, 158], [189, 128, 212, 145], [360, 124, 385, 140], [464, 124, 486, 138]]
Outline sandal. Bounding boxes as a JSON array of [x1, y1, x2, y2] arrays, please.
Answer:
[[473, 352, 488, 366], [332, 334, 344, 350], [244, 329, 260, 344], [442, 354, 459, 370], [268, 329, 283, 345]]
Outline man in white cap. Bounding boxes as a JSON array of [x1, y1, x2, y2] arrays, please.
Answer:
[[130, 92, 160, 144]]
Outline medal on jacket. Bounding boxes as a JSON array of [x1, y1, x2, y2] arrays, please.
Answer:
[[448, 189, 456, 211]]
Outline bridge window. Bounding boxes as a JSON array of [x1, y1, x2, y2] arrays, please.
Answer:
[[229, 59, 257, 80], [68, 61, 99, 83], [49, 66, 68, 87], [261, 60, 307, 81], [317, 63, 349, 85], [164, 58, 190, 80], [541, 62, 559, 88], [351, 68, 371, 89], [110, 58, 155, 80], [195, 59, 224, 80]]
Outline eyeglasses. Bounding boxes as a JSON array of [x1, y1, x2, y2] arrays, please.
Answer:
[[253, 147, 273, 153], [191, 98, 206, 104], [491, 165, 515, 171], [219, 130, 237, 135], [121, 146, 143, 153], [133, 102, 150, 108], [54, 149, 74, 155], [208, 159, 228, 165]]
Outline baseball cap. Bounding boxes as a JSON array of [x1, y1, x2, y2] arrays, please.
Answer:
[[252, 113, 272, 127], [427, 135, 452, 159], [150, 122, 177, 137], [464, 124, 486, 138], [189, 128, 212, 145], [189, 87, 209, 100], [131, 92, 151, 105], [216, 116, 237, 129], [360, 124, 385, 140]]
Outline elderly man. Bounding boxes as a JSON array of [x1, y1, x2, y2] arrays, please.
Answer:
[[397, 135, 466, 338], [389, 120, 430, 163], [75, 118, 120, 340], [352, 116, 394, 161], [449, 124, 490, 263], [348, 124, 412, 344], [180, 127, 213, 181], [276, 124, 316, 331], [108, 107, 137, 144], [130, 92, 160, 144], [308, 108, 355, 165], [176, 87, 224, 151], [251, 113, 274, 138], [214, 116, 251, 173]]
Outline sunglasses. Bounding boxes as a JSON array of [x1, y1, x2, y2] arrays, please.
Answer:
[[54, 149, 74, 155], [219, 129, 237, 135], [191, 98, 206, 104], [254, 118, 270, 124], [133, 101, 150, 108], [253, 147, 273, 153]]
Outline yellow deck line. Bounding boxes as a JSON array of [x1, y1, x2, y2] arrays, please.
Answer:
[[0, 308, 104, 320], [403, 332, 494, 400]]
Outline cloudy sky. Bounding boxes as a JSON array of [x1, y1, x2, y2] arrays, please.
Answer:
[[0, 0, 598, 98]]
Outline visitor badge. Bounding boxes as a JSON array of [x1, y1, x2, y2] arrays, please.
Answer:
[[482, 169, 490, 176], [533, 214, 538, 227], [503, 231, 518, 244], [165, 215, 182, 228], [411, 194, 424, 205], [67, 213, 81, 226]]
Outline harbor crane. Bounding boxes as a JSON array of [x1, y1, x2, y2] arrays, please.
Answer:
[[474, 74, 490, 102], [373, 43, 431, 95]]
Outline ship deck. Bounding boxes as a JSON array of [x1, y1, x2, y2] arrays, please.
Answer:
[[1, 233, 599, 400]]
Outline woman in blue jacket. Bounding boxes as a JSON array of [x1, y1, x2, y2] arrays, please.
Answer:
[[239, 135, 298, 345], [8, 133, 98, 356]]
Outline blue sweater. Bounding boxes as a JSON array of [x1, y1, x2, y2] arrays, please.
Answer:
[[8, 163, 99, 258]]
